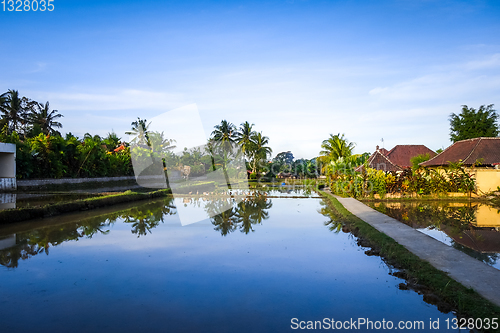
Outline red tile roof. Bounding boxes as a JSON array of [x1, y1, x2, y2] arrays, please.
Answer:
[[356, 144, 436, 172], [356, 150, 402, 172], [420, 137, 500, 167], [386, 145, 436, 168], [379, 148, 389, 156]]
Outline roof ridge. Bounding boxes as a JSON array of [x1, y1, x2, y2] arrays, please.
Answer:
[[421, 141, 456, 165], [462, 137, 484, 164], [374, 149, 401, 170]]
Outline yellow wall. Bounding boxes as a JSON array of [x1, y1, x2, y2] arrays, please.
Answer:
[[429, 167, 500, 195], [467, 168, 500, 195]]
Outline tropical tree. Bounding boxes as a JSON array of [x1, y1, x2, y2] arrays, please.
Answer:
[[210, 120, 239, 188], [318, 133, 355, 173], [126, 117, 150, 145], [0, 90, 27, 134], [236, 121, 255, 160], [211, 120, 238, 150], [449, 104, 498, 143], [272, 151, 295, 173], [28, 101, 63, 135], [249, 132, 272, 174]]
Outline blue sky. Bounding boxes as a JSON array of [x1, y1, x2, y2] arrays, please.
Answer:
[[1, 0, 499, 158]]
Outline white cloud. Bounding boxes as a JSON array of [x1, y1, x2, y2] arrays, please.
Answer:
[[39, 89, 189, 111], [465, 53, 500, 70]]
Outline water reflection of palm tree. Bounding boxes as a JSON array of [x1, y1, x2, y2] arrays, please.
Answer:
[[0, 199, 177, 268], [123, 200, 176, 237], [319, 201, 345, 233], [205, 199, 238, 236], [248, 194, 272, 226], [206, 194, 272, 236]]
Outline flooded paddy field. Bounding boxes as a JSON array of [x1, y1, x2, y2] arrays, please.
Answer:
[[366, 201, 500, 270], [0, 192, 461, 332]]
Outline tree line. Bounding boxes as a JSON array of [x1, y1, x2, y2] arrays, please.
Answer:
[[0, 89, 133, 179]]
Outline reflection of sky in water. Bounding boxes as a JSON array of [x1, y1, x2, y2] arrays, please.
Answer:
[[174, 197, 232, 226], [417, 228, 454, 246], [0, 198, 458, 332]]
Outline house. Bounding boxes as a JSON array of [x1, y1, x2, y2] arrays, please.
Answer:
[[357, 144, 436, 172], [0, 142, 16, 191], [420, 137, 500, 194]]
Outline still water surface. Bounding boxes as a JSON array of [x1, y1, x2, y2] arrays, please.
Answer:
[[366, 201, 500, 270], [1, 194, 459, 332]]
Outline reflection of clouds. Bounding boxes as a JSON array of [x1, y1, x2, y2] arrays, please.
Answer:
[[61, 198, 361, 277]]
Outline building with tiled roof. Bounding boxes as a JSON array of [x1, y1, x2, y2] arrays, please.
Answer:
[[357, 145, 436, 172], [420, 137, 500, 194], [385, 145, 437, 169], [420, 137, 500, 167]]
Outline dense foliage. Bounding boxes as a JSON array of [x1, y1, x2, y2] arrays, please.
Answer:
[[0, 128, 133, 179], [449, 104, 498, 143], [326, 158, 475, 198]]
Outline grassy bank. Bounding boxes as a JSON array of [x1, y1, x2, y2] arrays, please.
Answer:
[[0, 189, 173, 225], [320, 191, 500, 332]]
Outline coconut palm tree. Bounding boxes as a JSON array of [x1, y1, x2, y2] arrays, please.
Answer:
[[211, 120, 238, 151], [0, 91, 8, 109], [126, 117, 151, 145], [249, 132, 272, 174], [236, 121, 255, 159], [318, 133, 355, 174], [210, 120, 238, 189], [0, 90, 26, 134], [320, 133, 355, 160], [28, 101, 63, 135]]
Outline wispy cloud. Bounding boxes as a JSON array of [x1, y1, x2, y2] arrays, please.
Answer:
[[42, 89, 189, 111]]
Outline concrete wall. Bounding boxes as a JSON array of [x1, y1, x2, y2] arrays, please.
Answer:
[[17, 176, 136, 187], [0, 193, 16, 210], [0, 143, 16, 191]]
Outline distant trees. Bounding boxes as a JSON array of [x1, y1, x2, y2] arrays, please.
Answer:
[[0, 128, 132, 179], [209, 120, 272, 177], [0, 89, 133, 179], [273, 151, 294, 172], [0, 89, 63, 136], [449, 104, 498, 143]]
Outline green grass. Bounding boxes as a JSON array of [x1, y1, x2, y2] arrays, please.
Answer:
[[0, 188, 174, 225], [321, 191, 500, 332]]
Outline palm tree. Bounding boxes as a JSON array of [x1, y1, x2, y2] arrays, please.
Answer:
[[318, 133, 355, 173], [126, 117, 151, 145], [320, 133, 355, 160], [0, 91, 8, 109], [236, 121, 255, 159], [0, 90, 26, 134], [249, 132, 272, 174], [210, 120, 238, 189], [28, 101, 63, 135], [211, 119, 238, 151], [0, 91, 8, 131]]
